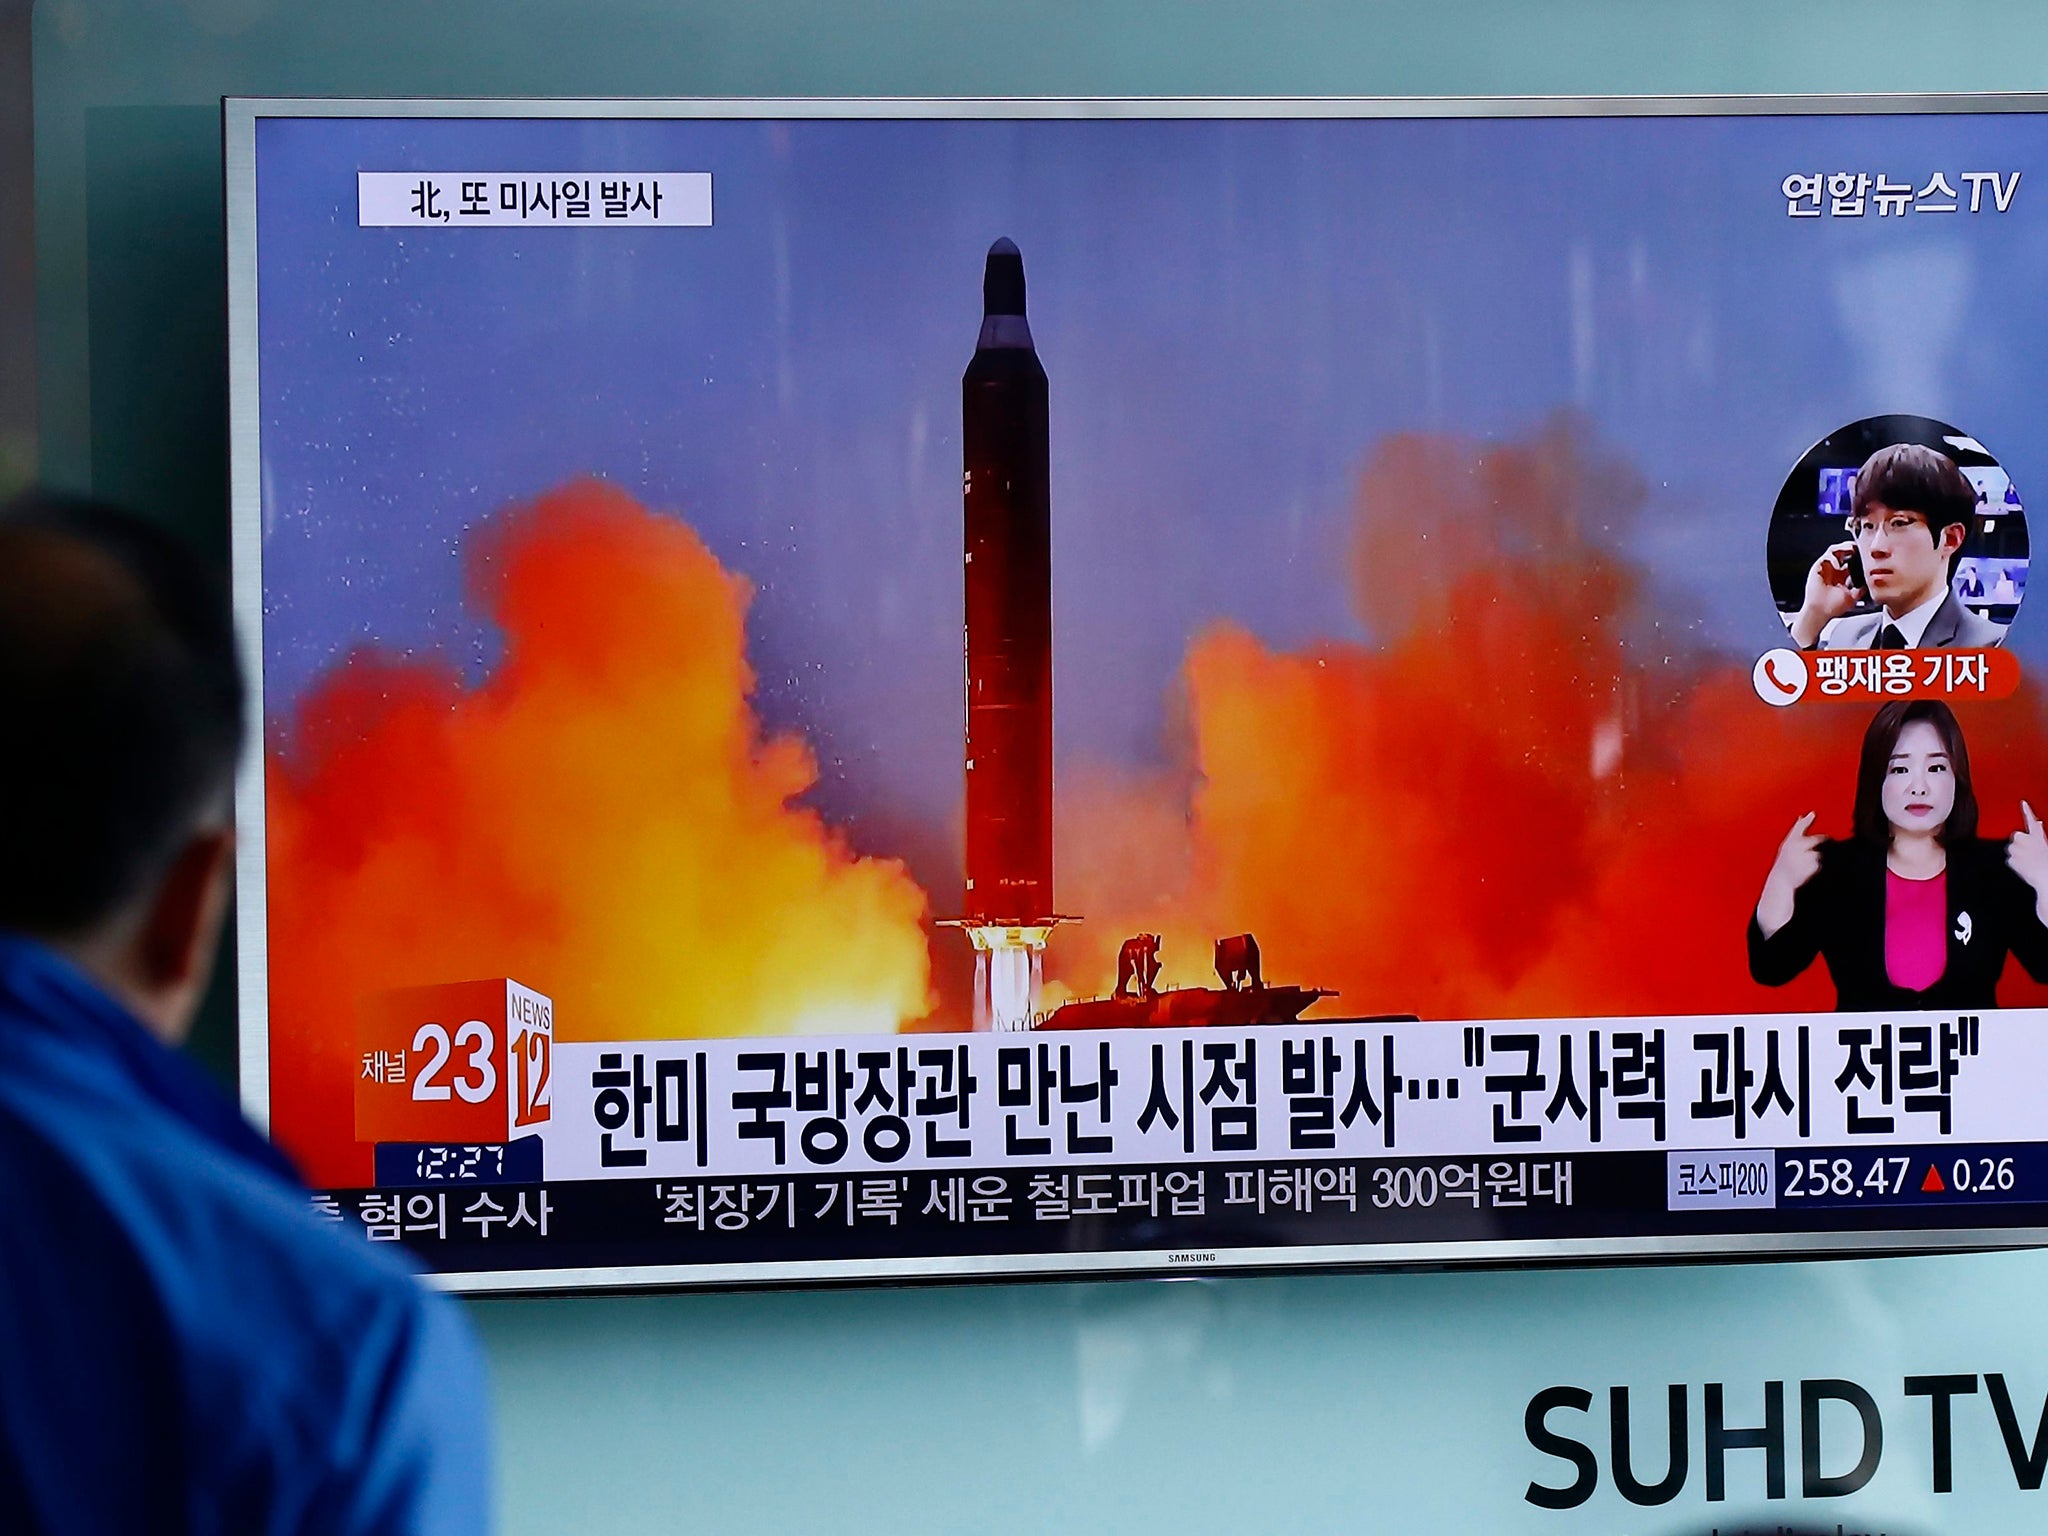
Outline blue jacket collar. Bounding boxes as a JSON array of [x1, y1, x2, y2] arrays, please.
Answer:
[[0, 931, 302, 1186]]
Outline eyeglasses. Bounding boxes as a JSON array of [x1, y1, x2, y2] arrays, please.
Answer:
[[1845, 511, 1933, 542]]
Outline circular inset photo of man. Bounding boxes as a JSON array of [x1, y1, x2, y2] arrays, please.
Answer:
[[1767, 414, 2029, 651]]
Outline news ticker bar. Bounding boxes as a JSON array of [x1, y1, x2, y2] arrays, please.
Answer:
[[513, 1011, 2006, 1180], [318, 1142, 2048, 1275], [355, 1006, 2024, 1177]]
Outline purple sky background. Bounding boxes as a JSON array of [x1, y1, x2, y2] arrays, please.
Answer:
[[254, 110, 2048, 840]]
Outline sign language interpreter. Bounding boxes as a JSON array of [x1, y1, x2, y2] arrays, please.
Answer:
[[1749, 700, 2048, 1009]]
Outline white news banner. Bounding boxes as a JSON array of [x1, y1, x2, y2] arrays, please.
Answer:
[[357, 172, 712, 227], [529, 1008, 2017, 1181]]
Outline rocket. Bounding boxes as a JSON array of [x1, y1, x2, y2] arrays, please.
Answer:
[[963, 237, 1053, 926], [955, 237, 1062, 1030]]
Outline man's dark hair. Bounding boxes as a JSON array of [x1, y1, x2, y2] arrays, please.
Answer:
[[0, 491, 245, 936], [1850, 442, 1979, 579], [1852, 698, 1978, 847]]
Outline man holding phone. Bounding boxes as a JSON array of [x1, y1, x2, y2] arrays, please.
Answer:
[[1788, 442, 2007, 651]]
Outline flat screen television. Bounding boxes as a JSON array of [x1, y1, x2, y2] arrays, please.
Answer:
[[228, 95, 2048, 1292]]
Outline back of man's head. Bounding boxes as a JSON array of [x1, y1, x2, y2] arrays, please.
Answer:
[[0, 490, 245, 941]]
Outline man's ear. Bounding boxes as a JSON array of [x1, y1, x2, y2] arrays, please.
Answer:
[[1939, 520, 1969, 559], [137, 827, 236, 995]]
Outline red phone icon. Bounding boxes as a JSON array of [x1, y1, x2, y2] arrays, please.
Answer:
[[1763, 656, 1800, 695]]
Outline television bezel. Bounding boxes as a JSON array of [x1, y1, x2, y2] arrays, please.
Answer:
[[227, 92, 2048, 1294]]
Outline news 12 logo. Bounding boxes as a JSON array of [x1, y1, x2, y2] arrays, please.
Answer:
[[354, 978, 553, 1146]]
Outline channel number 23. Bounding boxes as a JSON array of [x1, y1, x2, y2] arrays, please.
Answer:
[[410, 1019, 497, 1104]]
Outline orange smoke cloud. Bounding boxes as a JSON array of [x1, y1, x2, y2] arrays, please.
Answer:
[[266, 481, 933, 1185], [1056, 417, 2048, 1022]]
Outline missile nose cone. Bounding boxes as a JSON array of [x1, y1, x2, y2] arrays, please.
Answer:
[[983, 238, 1027, 318]]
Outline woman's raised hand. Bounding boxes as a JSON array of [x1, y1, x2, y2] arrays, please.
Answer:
[[1756, 812, 1822, 938], [2008, 802, 2048, 919]]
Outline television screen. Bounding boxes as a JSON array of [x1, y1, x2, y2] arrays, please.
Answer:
[[1819, 466, 1857, 519], [229, 97, 2048, 1292]]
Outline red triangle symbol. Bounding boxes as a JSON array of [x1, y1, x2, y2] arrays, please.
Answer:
[[1922, 1164, 1947, 1193]]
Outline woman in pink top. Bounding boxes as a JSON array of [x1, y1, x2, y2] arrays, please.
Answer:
[[1749, 700, 2048, 1009]]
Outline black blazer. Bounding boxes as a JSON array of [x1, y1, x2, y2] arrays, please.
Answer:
[[1748, 836, 2048, 1011]]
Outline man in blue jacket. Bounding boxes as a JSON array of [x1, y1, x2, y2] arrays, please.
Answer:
[[0, 491, 494, 1534]]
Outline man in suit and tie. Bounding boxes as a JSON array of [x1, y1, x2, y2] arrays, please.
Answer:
[[1787, 442, 2007, 651]]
